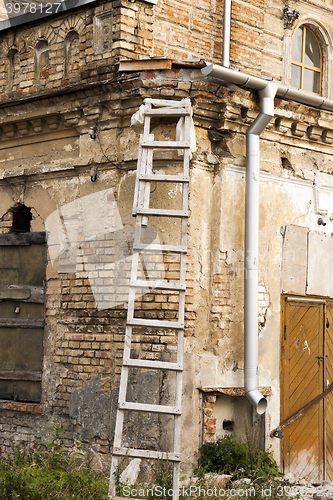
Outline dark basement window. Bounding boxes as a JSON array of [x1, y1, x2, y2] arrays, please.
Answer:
[[11, 205, 32, 232]]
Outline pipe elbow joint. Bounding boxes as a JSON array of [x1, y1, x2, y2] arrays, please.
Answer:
[[245, 389, 267, 415]]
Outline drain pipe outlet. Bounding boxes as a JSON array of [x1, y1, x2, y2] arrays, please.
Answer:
[[223, 0, 231, 68], [244, 82, 277, 414]]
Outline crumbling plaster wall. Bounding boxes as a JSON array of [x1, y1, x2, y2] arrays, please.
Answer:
[[0, 68, 221, 473], [1, 34, 333, 476]]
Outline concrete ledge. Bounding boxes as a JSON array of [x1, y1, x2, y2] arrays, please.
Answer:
[[198, 387, 273, 396]]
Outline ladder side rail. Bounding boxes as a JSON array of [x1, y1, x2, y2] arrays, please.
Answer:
[[143, 137, 154, 227], [138, 125, 153, 226], [178, 292, 185, 329], [112, 251, 140, 449], [173, 463, 180, 500], [132, 135, 144, 216], [109, 362, 130, 499], [125, 245, 141, 325]]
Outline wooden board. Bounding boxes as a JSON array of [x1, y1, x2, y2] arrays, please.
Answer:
[[0, 369, 41, 381], [0, 318, 44, 328], [325, 302, 333, 479], [0, 287, 30, 300], [0, 232, 46, 246], [118, 59, 172, 72], [0, 285, 45, 303]]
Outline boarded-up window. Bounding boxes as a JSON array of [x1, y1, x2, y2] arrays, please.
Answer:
[[0, 232, 46, 402]]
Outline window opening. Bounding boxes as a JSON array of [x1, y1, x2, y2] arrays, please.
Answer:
[[11, 205, 32, 232], [291, 26, 322, 94]]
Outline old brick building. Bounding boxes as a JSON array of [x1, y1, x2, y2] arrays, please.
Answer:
[[1, 0, 333, 488]]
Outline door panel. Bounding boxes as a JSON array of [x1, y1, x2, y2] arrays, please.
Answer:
[[282, 299, 324, 480]]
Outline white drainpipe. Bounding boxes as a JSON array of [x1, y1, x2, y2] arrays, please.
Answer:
[[201, 63, 333, 413], [223, 0, 231, 68], [244, 82, 277, 414]]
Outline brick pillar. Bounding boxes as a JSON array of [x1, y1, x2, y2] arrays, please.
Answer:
[[202, 394, 217, 444]]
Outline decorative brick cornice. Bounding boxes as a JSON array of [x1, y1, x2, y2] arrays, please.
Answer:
[[282, 7, 300, 29]]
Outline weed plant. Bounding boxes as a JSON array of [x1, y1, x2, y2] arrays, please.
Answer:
[[198, 421, 282, 481], [0, 426, 108, 499]]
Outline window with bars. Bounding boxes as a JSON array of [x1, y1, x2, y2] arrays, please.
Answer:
[[291, 26, 322, 95]]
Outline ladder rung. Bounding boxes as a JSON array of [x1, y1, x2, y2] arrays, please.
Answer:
[[119, 401, 181, 415], [123, 358, 183, 371], [127, 318, 184, 329], [136, 208, 188, 217], [142, 140, 190, 149], [131, 280, 186, 291], [139, 174, 189, 183], [133, 243, 187, 253], [113, 447, 180, 461], [144, 108, 191, 117]]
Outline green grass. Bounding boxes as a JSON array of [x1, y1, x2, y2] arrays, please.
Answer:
[[0, 426, 109, 500]]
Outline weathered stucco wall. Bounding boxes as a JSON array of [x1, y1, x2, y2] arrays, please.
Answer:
[[2, 66, 333, 475]]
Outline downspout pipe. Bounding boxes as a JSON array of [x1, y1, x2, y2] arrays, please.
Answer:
[[202, 62, 333, 414], [223, 0, 231, 68], [244, 82, 277, 414]]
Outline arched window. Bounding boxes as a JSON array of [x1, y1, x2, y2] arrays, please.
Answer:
[[64, 31, 79, 77], [7, 48, 19, 90], [35, 39, 49, 79], [291, 26, 322, 94]]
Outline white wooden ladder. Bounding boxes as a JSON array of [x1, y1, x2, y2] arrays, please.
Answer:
[[108, 99, 192, 500]]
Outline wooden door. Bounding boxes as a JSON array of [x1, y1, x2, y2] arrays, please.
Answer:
[[281, 297, 324, 480]]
